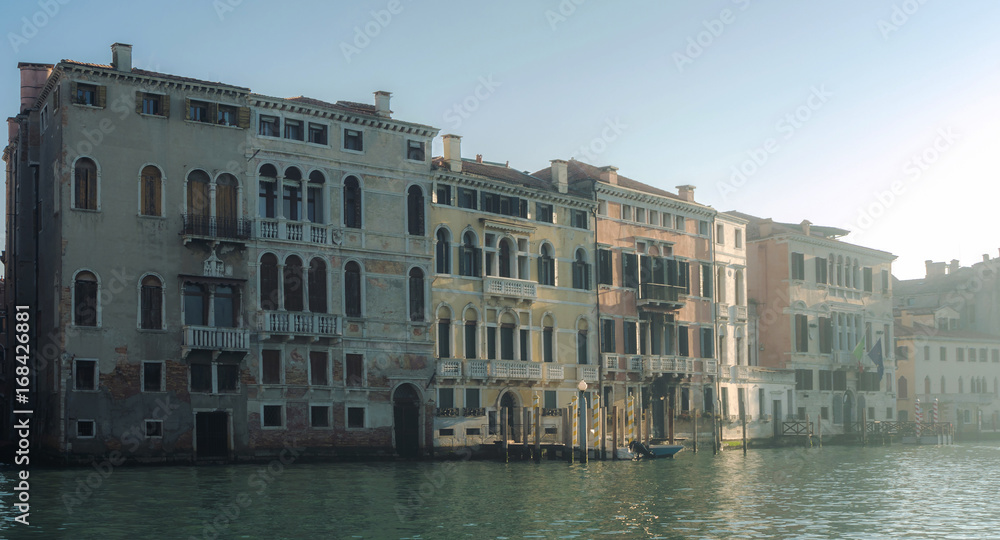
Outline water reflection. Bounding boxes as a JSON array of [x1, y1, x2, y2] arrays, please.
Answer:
[[1, 443, 999, 538]]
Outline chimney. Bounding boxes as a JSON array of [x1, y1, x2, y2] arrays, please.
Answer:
[[599, 166, 618, 185], [948, 259, 960, 274], [475, 154, 483, 163], [111, 42, 132, 72], [442, 134, 462, 172], [373, 91, 392, 118], [925, 260, 946, 278], [676, 185, 696, 202], [18, 63, 53, 113], [759, 218, 773, 237], [800, 220, 812, 236], [550, 160, 568, 193], [985, 254, 991, 263]]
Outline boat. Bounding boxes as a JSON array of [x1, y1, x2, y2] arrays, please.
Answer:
[[614, 443, 684, 460]]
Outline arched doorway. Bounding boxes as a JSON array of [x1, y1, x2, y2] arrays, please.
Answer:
[[843, 391, 854, 433], [499, 391, 519, 441], [393, 384, 421, 458]]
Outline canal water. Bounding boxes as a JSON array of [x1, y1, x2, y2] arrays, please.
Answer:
[[1, 442, 999, 539]]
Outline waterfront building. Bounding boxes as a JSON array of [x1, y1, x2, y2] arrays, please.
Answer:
[[531, 160, 719, 441], [734, 214, 896, 435], [3, 44, 439, 462], [429, 139, 598, 452], [894, 256, 1000, 433]]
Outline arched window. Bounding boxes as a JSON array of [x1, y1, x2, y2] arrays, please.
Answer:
[[283, 167, 302, 221], [139, 165, 162, 216], [538, 244, 555, 286], [307, 171, 325, 223], [140, 275, 163, 330], [436, 229, 451, 274], [498, 239, 513, 278], [283, 256, 304, 312], [924, 376, 931, 394], [459, 232, 480, 277], [284, 166, 302, 181], [542, 315, 555, 363], [74, 158, 98, 210], [836, 256, 844, 287], [345, 261, 362, 317], [214, 285, 238, 328], [464, 308, 478, 359], [716, 267, 726, 303], [187, 170, 211, 218], [499, 312, 516, 360], [183, 283, 208, 326], [437, 306, 452, 358], [735, 269, 745, 305], [572, 249, 590, 290], [343, 176, 362, 228], [407, 185, 424, 236], [408, 268, 424, 322], [958, 377, 964, 394], [308, 258, 327, 313], [216, 173, 238, 222], [259, 254, 279, 310], [897, 376, 907, 399], [74, 271, 98, 326], [576, 319, 589, 365], [258, 164, 278, 219]]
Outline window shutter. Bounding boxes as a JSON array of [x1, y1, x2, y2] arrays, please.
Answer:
[[185, 98, 191, 120], [238, 107, 250, 129], [70, 82, 77, 103], [474, 248, 482, 277], [161, 96, 170, 118], [209, 103, 219, 124], [135, 92, 143, 114], [97, 86, 107, 108]]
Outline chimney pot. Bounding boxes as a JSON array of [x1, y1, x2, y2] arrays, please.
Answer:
[[949, 259, 960, 274], [600, 166, 619, 185], [476, 154, 483, 163], [373, 90, 392, 118], [442, 134, 462, 173], [550, 160, 569, 193], [111, 42, 132, 72], [800, 220, 812, 236], [675, 185, 696, 202]]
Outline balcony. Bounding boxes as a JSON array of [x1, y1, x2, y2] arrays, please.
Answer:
[[603, 354, 619, 370], [637, 283, 684, 310], [643, 356, 697, 376], [437, 359, 463, 378], [484, 277, 536, 301], [703, 359, 718, 375], [728, 365, 796, 385], [182, 325, 250, 354], [545, 364, 565, 381], [734, 305, 748, 321], [581, 366, 599, 382], [258, 311, 342, 340], [492, 360, 543, 380], [628, 356, 643, 371], [256, 219, 341, 245], [717, 303, 731, 320], [182, 214, 252, 243], [835, 351, 854, 365]]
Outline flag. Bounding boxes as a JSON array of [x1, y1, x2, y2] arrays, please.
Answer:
[[852, 335, 867, 362], [868, 337, 884, 381]]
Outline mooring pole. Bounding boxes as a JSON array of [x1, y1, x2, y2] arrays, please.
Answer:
[[741, 411, 747, 455], [693, 408, 699, 454], [612, 405, 619, 460], [668, 406, 675, 445], [501, 406, 508, 462], [534, 406, 541, 463]]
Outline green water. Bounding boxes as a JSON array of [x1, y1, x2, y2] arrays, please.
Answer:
[[1, 442, 998, 539]]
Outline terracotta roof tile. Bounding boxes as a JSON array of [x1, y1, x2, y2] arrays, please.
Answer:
[[896, 323, 1000, 342], [61, 60, 250, 91], [532, 160, 683, 201]]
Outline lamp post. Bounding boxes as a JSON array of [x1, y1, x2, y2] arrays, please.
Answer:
[[578, 379, 588, 462]]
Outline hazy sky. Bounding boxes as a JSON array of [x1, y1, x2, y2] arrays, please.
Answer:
[[3, 0, 999, 279]]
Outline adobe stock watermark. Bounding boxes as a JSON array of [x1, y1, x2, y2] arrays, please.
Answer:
[[567, 117, 627, 162], [546, 0, 585, 31], [442, 75, 502, 130], [851, 127, 958, 235], [340, 0, 407, 63], [213, 0, 243, 21], [395, 446, 474, 521], [7, 0, 71, 53], [717, 84, 833, 199], [673, 0, 752, 72], [878, 0, 932, 41]]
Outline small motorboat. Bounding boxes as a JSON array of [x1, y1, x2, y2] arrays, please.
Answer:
[[617, 440, 684, 460]]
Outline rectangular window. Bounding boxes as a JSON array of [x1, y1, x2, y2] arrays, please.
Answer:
[[310, 406, 330, 428], [143, 362, 163, 392], [577, 331, 588, 364], [598, 249, 613, 285], [571, 209, 588, 229], [217, 104, 238, 126], [863, 267, 873, 292], [343, 128, 363, 151], [600, 319, 616, 353], [75, 359, 97, 390], [819, 370, 833, 391], [678, 325, 689, 357], [308, 123, 328, 144], [536, 203, 553, 223], [699, 220, 710, 236], [941, 347, 947, 361], [818, 317, 832, 353], [77, 420, 95, 438], [735, 230, 742, 248], [622, 253, 639, 289], [215, 364, 238, 393], [623, 321, 637, 355], [465, 388, 481, 409], [923, 345, 931, 361], [75, 83, 99, 106], [190, 364, 212, 393], [188, 100, 210, 122], [500, 326, 515, 360], [881, 269, 890, 292], [543, 327, 553, 363], [980, 348, 988, 362], [140, 93, 164, 115], [716, 224, 724, 244], [815, 257, 828, 284], [407, 140, 425, 161], [520, 328, 530, 361], [795, 369, 814, 390], [438, 388, 455, 409], [438, 320, 451, 358], [262, 350, 282, 384], [969, 348, 977, 362], [635, 208, 646, 223], [145, 420, 163, 438], [795, 314, 809, 353], [957, 348, 964, 362], [262, 405, 283, 428], [833, 371, 847, 391], [310, 352, 329, 385], [701, 263, 712, 299], [346, 354, 364, 386], [436, 185, 451, 206], [259, 115, 279, 136], [993, 349, 999, 363], [347, 407, 365, 428], [465, 323, 477, 359], [487, 327, 496, 360], [700, 327, 714, 358], [284, 119, 303, 140], [791, 252, 805, 280], [675, 216, 686, 232], [457, 188, 477, 209], [621, 204, 632, 221], [544, 390, 557, 410]]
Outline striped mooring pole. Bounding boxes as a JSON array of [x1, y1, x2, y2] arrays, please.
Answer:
[[627, 395, 636, 443], [915, 399, 922, 437], [592, 394, 602, 452], [571, 394, 579, 451]]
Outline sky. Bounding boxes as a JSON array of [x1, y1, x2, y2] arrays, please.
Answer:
[[2, 0, 999, 279]]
